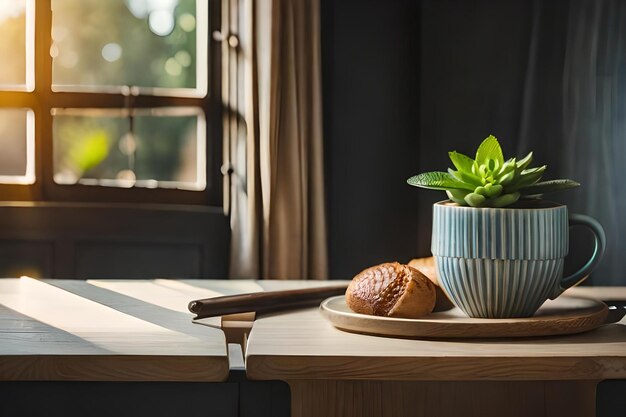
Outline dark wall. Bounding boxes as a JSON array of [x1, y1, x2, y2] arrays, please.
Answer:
[[322, 0, 535, 278], [416, 0, 534, 254], [322, 0, 421, 278]]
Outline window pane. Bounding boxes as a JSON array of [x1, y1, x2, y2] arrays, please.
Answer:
[[53, 108, 205, 190], [0, 0, 28, 88], [51, 0, 201, 93], [0, 108, 34, 183]]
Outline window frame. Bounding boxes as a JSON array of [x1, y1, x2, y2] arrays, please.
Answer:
[[0, 0, 222, 206]]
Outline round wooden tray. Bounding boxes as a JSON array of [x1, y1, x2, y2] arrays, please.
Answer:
[[320, 295, 609, 338]]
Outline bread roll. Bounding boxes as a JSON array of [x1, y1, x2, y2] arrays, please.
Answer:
[[408, 256, 439, 285], [346, 262, 436, 318], [408, 256, 455, 312]]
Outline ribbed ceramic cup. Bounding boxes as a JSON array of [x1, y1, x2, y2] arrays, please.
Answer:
[[432, 200, 606, 318]]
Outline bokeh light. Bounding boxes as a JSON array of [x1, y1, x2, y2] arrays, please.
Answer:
[[175, 50, 191, 67], [101, 42, 122, 62], [148, 9, 174, 36], [0, 1, 26, 24], [50, 43, 59, 58], [178, 13, 195, 32], [125, 0, 149, 19], [164, 57, 182, 76]]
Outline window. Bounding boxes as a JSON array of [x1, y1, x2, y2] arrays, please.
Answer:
[[0, 0, 221, 205]]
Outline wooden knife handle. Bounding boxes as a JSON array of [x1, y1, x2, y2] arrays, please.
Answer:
[[188, 284, 348, 319]]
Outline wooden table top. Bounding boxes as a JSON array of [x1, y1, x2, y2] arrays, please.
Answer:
[[3, 278, 626, 384], [0, 277, 235, 382], [245, 285, 626, 382]]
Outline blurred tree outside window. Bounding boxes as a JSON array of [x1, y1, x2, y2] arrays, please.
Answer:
[[0, 0, 215, 202], [52, 0, 198, 90]]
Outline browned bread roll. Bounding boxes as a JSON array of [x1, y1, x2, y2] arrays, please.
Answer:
[[408, 256, 455, 312], [346, 262, 436, 318], [408, 256, 439, 285]]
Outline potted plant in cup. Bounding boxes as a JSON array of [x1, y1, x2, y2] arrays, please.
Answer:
[[407, 135, 605, 318]]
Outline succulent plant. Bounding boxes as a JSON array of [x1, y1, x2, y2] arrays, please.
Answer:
[[407, 135, 579, 208]]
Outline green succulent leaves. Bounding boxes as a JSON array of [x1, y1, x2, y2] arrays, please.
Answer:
[[406, 135, 580, 208]]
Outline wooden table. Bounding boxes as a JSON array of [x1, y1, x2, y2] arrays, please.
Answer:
[[0, 277, 232, 382], [244, 285, 626, 417], [1, 278, 625, 417], [0, 277, 344, 383], [0, 277, 248, 417], [0, 277, 305, 417]]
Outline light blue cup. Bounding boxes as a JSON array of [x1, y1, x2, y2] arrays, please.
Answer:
[[432, 201, 606, 318]]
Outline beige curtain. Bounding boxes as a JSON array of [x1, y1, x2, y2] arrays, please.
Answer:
[[223, 0, 328, 280]]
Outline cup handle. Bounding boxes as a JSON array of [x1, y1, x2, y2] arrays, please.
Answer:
[[551, 213, 606, 299]]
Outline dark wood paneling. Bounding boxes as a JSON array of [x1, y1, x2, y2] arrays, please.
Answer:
[[238, 378, 291, 417], [0, 375, 291, 417], [0, 241, 54, 278], [596, 380, 626, 417], [0, 381, 239, 417], [75, 242, 202, 279], [0, 202, 229, 279]]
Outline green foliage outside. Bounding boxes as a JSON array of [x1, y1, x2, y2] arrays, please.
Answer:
[[52, 0, 201, 187]]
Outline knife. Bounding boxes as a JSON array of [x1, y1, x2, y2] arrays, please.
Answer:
[[189, 287, 625, 322], [188, 284, 349, 319]]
